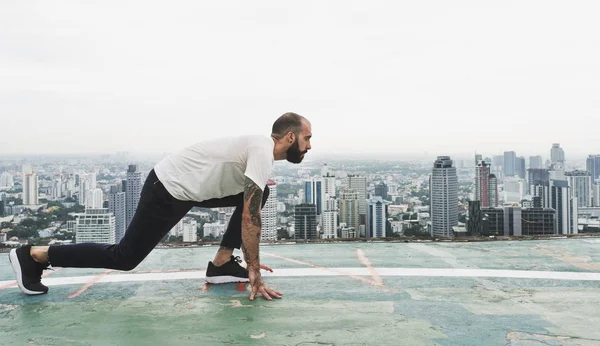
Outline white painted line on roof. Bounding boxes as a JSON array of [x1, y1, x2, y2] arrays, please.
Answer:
[[1, 268, 600, 289]]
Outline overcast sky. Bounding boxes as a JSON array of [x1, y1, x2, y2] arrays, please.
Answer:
[[1, 1, 599, 159]]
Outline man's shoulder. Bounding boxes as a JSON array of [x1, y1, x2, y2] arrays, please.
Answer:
[[243, 134, 272, 146]]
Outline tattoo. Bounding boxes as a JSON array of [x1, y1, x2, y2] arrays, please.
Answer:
[[242, 177, 263, 269]]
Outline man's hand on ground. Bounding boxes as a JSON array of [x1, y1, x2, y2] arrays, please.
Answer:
[[248, 267, 282, 301]]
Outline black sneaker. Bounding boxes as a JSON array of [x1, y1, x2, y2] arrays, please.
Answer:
[[8, 245, 49, 295], [205, 255, 249, 284]]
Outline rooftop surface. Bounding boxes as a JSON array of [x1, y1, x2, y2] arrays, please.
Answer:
[[1, 238, 600, 345]]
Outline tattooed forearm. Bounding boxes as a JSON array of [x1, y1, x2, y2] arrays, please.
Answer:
[[242, 177, 263, 269]]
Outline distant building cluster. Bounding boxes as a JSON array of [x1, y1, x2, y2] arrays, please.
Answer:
[[2, 142, 599, 246]]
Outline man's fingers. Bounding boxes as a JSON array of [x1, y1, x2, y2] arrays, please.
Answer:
[[260, 264, 273, 272], [249, 286, 258, 301], [267, 288, 282, 299], [260, 287, 272, 300]]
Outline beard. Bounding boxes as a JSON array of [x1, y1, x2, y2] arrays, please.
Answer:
[[286, 139, 306, 163]]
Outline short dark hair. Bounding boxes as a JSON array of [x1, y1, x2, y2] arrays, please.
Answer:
[[271, 112, 304, 139]]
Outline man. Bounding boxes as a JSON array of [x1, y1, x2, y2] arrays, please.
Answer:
[[9, 112, 312, 301]]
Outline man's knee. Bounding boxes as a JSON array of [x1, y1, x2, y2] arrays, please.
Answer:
[[111, 244, 145, 271]]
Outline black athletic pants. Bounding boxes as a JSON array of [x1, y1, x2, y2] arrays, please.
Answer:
[[47, 169, 269, 271]]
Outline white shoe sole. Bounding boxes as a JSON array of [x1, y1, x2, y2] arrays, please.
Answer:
[[8, 249, 47, 295], [205, 275, 250, 284]]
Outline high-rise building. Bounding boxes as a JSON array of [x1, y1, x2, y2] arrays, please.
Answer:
[[374, 182, 388, 200], [587, 155, 600, 183], [0, 172, 14, 188], [126, 165, 142, 228], [86, 188, 104, 209], [346, 174, 367, 223], [320, 172, 338, 239], [430, 156, 458, 237], [551, 143, 565, 167], [527, 168, 550, 194], [74, 208, 116, 244], [23, 173, 39, 206], [474, 153, 483, 167], [566, 170, 592, 208], [515, 156, 526, 179], [367, 196, 388, 238], [0, 192, 6, 217], [182, 218, 198, 242], [339, 188, 359, 237], [108, 185, 127, 243], [593, 184, 600, 207], [304, 179, 322, 215], [321, 197, 338, 239], [529, 156, 543, 169], [488, 175, 498, 207], [294, 203, 317, 240], [551, 180, 578, 235], [51, 177, 63, 200], [260, 179, 278, 241], [321, 172, 336, 201], [481, 206, 555, 236], [503, 151, 516, 177], [503, 178, 525, 204], [467, 200, 483, 236], [475, 161, 498, 207]]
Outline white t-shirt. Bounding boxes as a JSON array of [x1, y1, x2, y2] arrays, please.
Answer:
[[154, 135, 274, 201]]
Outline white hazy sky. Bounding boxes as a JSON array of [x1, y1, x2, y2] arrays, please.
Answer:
[[1, 1, 599, 159]]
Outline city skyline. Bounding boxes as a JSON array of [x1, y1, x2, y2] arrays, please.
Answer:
[[1, 1, 600, 156]]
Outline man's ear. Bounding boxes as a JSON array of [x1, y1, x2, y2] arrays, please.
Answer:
[[288, 132, 295, 143]]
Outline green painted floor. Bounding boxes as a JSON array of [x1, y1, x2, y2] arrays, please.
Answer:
[[2, 239, 600, 345]]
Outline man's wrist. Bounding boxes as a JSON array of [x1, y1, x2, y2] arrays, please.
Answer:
[[246, 262, 260, 270]]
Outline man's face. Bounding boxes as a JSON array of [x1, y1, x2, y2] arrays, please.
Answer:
[[286, 121, 312, 164], [286, 138, 305, 163]]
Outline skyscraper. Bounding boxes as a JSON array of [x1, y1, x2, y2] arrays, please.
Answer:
[[551, 180, 578, 235], [320, 172, 337, 239], [587, 155, 600, 183], [339, 188, 359, 237], [294, 203, 317, 240], [126, 164, 142, 228], [515, 156, 526, 179], [503, 151, 516, 177], [0, 172, 13, 188], [304, 179, 322, 215], [551, 143, 565, 167], [367, 196, 388, 238], [565, 170, 592, 208], [374, 182, 388, 200], [23, 172, 39, 206], [321, 197, 338, 239], [593, 184, 600, 207], [488, 174, 498, 207], [346, 174, 367, 223], [527, 168, 550, 195], [260, 179, 278, 241], [321, 172, 336, 201], [529, 156, 543, 169], [475, 161, 498, 207], [430, 156, 458, 237], [108, 185, 127, 242], [86, 188, 104, 209]]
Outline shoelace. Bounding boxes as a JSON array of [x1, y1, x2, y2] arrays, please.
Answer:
[[35, 263, 52, 282]]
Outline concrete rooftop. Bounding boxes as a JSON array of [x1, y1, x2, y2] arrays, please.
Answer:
[[1, 238, 600, 345]]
